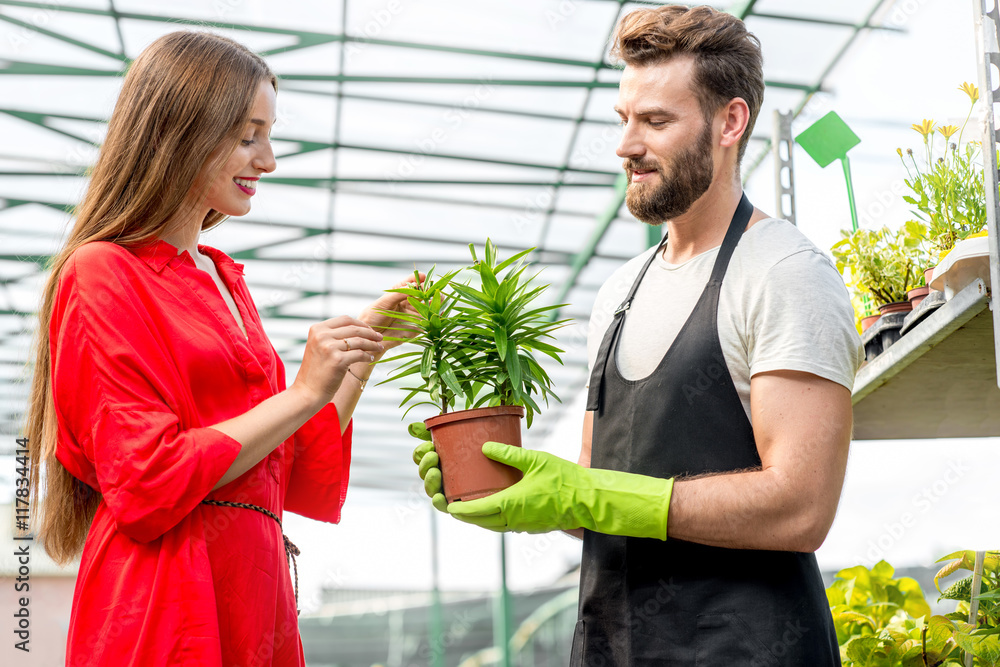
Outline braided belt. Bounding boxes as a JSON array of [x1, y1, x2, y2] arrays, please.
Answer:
[[200, 499, 301, 616]]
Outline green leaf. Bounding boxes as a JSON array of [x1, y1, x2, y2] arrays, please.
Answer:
[[898, 577, 932, 620], [494, 326, 508, 362], [438, 359, 464, 401], [494, 246, 534, 273], [872, 560, 895, 580], [484, 239, 495, 266], [833, 610, 877, 631], [420, 347, 434, 378], [846, 636, 884, 664], [505, 350, 522, 395]]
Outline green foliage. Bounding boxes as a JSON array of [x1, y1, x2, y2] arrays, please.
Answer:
[[831, 222, 929, 306], [828, 552, 1000, 666], [934, 551, 1000, 629], [377, 239, 571, 427], [830, 82, 986, 321], [901, 142, 987, 257], [898, 84, 987, 257]]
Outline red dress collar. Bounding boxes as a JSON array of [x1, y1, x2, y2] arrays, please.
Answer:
[[130, 238, 245, 279]]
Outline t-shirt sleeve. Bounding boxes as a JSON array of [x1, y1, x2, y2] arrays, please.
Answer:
[[746, 249, 864, 390], [50, 251, 243, 543]]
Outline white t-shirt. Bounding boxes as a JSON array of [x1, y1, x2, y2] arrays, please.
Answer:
[[586, 217, 865, 421]]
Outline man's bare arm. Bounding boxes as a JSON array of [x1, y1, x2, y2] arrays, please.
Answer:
[[666, 369, 852, 552], [564, 411, 595, 541]]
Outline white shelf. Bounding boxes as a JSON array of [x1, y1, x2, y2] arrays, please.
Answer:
[[851, 280, 1000, 439]]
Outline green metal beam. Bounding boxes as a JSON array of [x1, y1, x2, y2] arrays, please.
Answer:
[[0, 59, 817, 92], [0, 0, 607, 71], [0, 109, 99, 146], [264, 177, 614, 187], [0, 13, 127, 62], [281, 75, 622, 87], [0, 172, 613, 187], [280, 74, 814, 90], [739, 0, 891, 182], [281, 87, 617, 125], [0, 107, 618, 176], [646, 223, 662, 249], [548, 172, 627, 317], [535, 1, 625, 267], [730, 0, 760, 20], [750, 12, 905, 32], [269, 34, 606, 71], [0, 61, 121, 77], [273, 140, 619, 176], [0, 170, 83, 177], [0, 190, 600, 220]]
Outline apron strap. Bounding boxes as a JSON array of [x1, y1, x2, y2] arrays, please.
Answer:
[[709, 192, 754, 286], [585, 193, 754, 413], [585, 231, 667, 412]]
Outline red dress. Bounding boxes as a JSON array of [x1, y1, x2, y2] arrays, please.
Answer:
[[50, 239, 352, 667]]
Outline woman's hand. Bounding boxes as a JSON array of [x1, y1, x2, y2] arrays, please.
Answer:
[[358, 273, 425, 353], [291, 316, 384, 407]]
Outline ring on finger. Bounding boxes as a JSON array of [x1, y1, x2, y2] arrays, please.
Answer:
[[344, 339, 352, 352]]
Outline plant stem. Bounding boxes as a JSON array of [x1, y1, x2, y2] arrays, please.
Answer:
[[956, 100, 974, 149]]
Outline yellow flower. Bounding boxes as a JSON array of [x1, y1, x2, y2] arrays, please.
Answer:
[[937, 124, 960, 139], [912, 119, 935, 139], [958, 81, 979, 103], [896, 147, 903, 157]]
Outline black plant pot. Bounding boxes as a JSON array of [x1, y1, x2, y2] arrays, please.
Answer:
[[860, 312, 910, 362], [860, 321, 882, 362]]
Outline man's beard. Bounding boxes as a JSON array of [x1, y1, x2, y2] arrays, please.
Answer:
[[624, 121, 715, 225]]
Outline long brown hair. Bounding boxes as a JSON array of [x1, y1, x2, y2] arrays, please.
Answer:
[[610, 5, 764, 163], [24, 31, 276, 564]]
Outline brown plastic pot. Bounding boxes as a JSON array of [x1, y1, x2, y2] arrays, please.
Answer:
[[924, 266, 938, 293], [424, 405, 525, 503], [907, 285, 930, 309], [878, 300, 913, 315], [861, 314, 881, 332]]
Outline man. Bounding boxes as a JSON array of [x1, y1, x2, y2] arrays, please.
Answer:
[[414, 5, 864, 664]]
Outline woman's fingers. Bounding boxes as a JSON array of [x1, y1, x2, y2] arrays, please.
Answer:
[[356, 273, 428, 345], [317, 316, 381, 338], [328, 325, 384, 344], [312, 320, 384, 353]]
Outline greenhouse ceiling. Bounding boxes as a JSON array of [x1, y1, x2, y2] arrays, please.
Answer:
[[0, 0, 899, 492]]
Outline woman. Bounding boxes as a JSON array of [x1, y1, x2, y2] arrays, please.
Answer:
[[25, 31, 415, 666]]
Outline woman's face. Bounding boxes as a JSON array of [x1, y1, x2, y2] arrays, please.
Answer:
[[200, 79, 277, 217]]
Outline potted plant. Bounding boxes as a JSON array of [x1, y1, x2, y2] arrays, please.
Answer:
[[832, 221, 928, 313], [377, 239, 570, 503], [899, 82, 986, 295], [833, 222, 929, 359]]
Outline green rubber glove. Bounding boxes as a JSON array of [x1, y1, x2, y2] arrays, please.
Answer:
[[447, 442, 674, 539], [412, 440, 448, 513]]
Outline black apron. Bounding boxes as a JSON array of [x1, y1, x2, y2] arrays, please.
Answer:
[[572, 194, 839, 666]]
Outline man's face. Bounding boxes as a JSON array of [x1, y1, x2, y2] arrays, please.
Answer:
[[615, 56, 717, 225]]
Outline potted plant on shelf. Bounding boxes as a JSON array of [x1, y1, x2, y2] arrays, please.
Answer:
[[832, 221, 928, 314], [899, 82, 987, 296], [377, 239, 570, 503], [832, 221, 929, 359]]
